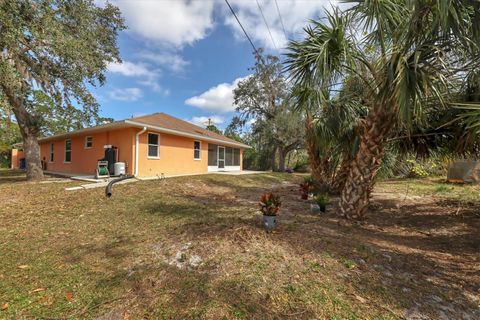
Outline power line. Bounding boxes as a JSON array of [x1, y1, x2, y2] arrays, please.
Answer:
[[255, 0, 277, 50], [274, 0, 288, 41], [224, 0, 259, 55]]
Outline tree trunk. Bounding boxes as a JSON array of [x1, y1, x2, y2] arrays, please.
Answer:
[[1, 84, 44, 180], [21, 132, 43, 179], [331, 153, 353, 195], [339, 109, 393, 219], [305, 115, 330, 192], [278, 146, 287, 172], [271, 145, 277, 172], [5, 107, 11, 129]]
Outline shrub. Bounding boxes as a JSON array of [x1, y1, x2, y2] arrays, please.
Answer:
[[303, 176, 314, 186], [300, 176, 315, 198], [409, 161, 429, 178], [314, 193, 330, 206], [293, 155, 310, 173], [259, 192, 281, 216], [378, 152, 450, 179]]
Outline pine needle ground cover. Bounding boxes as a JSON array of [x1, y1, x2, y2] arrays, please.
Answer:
[[0, 169, 478, 319]]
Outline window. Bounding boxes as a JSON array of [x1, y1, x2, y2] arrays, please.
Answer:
[[208, 144, 218, 166], [64, 139, 71, 163], [148, 133, 159, 158], [225, 147, 233, 165], [233, 149, 240, 166], [85, 136, 93, 149], [50, 143, 54, 162], [194, 141, 201, 160]]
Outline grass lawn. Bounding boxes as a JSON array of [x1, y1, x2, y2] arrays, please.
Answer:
[[0, 169, 478, 319]]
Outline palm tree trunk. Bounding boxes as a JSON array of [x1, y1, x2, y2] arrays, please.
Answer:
[[340, 109, 393, 219], [1, 84, 44, 180], [305, 115, 330, 192], [331, 153, 352, 194]]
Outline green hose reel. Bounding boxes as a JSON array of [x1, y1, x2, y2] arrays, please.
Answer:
[[98, 166, 109, 176], [96, 160, 110, 178]]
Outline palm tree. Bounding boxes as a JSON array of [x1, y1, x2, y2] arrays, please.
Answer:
[[286, 1, 480, 219], [291, 76, 365, 194], [312, 100, 363, 194]]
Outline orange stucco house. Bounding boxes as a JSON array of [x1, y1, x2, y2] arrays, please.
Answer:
[[11, 113, 250, 178]]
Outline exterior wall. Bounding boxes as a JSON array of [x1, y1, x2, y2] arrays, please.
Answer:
[[137, 130, 209, 177], [27, 126, 245, 177], [11, 149, 25, 169], [39, 128, 136, 175]]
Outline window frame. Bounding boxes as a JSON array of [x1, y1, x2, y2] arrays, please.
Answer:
[[147, 132, 160, 159], [64, 139, 72, 163], [49, 143, 54, 162], [193, 140, 201, 160], [84, 136, 93, 149]]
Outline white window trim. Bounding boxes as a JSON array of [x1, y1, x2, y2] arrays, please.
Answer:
[[49, 143, 54, 163], [64, 139, 72, 163], [194, 140, 201, 160], [84, 136, 93, 149], [147, 132, 160, 159]]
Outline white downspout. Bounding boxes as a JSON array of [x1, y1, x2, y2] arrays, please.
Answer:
[[135, 127, 147, 177]]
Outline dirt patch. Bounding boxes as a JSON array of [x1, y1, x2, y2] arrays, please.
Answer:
[[269, 182, 480, 319]]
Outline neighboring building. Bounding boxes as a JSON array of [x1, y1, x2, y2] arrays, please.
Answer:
[[10, 113, 250, 177]]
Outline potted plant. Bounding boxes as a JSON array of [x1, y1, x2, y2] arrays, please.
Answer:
[[300, 176, 314, 200], [314, 193, 330, 213], [259, 192, 281, 231]]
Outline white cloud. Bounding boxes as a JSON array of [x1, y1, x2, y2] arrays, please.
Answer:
[[108, 60, 169, 95], [138, 51, 190, 73], [108, 87, 143, 101], [188, 115, 225, 127], [101, 0, 346, 55], [185, 76, 250, 113], [223, 0, 344, 50], [111, 0, 215, 48], [138, 79, 170, 96], [107, 61, 155, 77]]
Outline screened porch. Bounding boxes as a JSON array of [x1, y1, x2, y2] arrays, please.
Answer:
[[208, 143, 241, 172]]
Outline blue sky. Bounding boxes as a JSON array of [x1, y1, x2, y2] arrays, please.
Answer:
[[94, 0, 339, 129]]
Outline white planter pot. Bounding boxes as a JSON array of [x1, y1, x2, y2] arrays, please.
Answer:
[[263, 215, 277, 230]]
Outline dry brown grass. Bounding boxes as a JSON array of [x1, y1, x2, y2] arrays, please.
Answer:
[[0, 170, 478, 319]]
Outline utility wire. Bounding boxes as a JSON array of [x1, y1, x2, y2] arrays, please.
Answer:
[[274, 0, 288, 41], [224, 0, 259, 55], [223, 0, 280, 92], [256, 0, 278, 50]]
